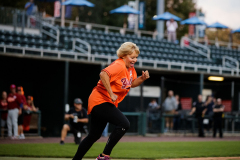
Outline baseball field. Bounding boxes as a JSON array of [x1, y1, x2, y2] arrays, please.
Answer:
[[0, 136, 240, 160]]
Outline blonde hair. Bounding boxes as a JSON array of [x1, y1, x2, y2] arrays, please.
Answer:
[[117, 42, 140, 58]]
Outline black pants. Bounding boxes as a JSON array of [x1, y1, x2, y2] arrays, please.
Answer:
[[72, 102, 130, 160], [173, 115, 181, 131], [197, 117, 204, 137], [213, 117, 223, 138]]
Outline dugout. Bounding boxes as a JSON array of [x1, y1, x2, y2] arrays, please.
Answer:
[[0, 55, 240, 136]]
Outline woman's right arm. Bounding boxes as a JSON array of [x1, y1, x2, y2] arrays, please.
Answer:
[[99, 71, 118, 102]]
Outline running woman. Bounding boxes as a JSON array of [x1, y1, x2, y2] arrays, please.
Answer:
[[72, 42, 150, 160]]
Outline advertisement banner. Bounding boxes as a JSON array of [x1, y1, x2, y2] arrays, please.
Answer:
[[138, 1, 145, 29], [188, 12, 196, 36], [222, 100, 232, 112], [180, 98, 192, 110], [198, 12, 206, 38], [54, 1, 61, 17], [65, 5, 72, 18]]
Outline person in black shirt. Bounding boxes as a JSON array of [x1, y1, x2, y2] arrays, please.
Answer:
[[213, 98, 224, 138], [173, 95, 182, 131], [189, 95, 207, 137], [204, 95, 214, 131], [60, 98, 88, 145]]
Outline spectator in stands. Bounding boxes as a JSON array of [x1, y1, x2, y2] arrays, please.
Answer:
[[204, 95, 214, 131], [173, 94, 182, 131], [166, 18, 178, 43], [189, 95, 207, 137], [213, 98, 224, 138], [7, 84, 22, 139], [163, 90, 177, 132], [25, 0, 38, 28], [183, 34, 190, 46], [23, 96, 38, 133], [17, 86, 27, 139], [0, 91, 8, 137], [24, 0, 35, 16], [60, 98, 88, 145]]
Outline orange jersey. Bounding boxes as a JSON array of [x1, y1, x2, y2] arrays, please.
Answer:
[[88, 58, 137, 114]]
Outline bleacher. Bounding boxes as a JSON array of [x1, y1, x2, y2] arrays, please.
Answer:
[[0, 21, 239, 76], [210, 45, 240, 62], [59, 26, 218, 67], [0, 30, 65, 52]]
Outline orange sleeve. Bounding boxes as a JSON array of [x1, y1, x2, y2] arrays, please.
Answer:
[[102, 62, 124, 82]]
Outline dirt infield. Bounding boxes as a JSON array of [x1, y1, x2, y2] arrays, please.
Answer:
[[0, 136, 239, 144], [160, 158, 240, 160]]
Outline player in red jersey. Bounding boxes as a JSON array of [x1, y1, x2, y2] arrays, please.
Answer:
[[7, 84, 22, 139]]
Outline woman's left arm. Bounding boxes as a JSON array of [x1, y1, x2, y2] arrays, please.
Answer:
[[131, 70, 150, 88]]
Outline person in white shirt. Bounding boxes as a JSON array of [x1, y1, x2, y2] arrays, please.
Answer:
[[166, 18, 178, 43]]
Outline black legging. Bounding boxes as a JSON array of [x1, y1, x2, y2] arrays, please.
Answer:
[[72, 102, 130, 160]]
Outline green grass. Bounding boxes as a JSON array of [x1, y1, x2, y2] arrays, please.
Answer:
[[0, 141, 240, 159]]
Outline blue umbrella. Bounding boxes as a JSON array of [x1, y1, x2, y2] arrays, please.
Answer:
[[62, 0, 95, 7], [152, 12, 181, 21], [232, 27, 240, 33], [207, 22, 228, 29], [181, 16, 207, 25], [110, 5, 140, 14]]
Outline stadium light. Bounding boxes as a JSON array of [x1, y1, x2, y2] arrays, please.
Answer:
[[208, 76, 224, 81]]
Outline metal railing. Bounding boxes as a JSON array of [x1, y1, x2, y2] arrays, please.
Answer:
[[0, 7, 43, 32], [0, 7, 60, 44], [181, 36, 211, 59], [43, 18, 166, 39], [0, 109, 41, 136], [161, 114, 240, 134], [1, 44, 240, 76], [72, 38, 91, 60], [40, 21, 60, 44], [222, 56, 239, 75], [198, 39, 240, 51]]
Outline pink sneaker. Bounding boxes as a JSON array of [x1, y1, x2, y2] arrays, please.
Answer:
[[96, 155, 111, 160]]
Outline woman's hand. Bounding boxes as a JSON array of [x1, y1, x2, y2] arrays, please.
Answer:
[[131, 70, 150, 88], [110, 93, 118, 102], [141, 70, 150, 80]]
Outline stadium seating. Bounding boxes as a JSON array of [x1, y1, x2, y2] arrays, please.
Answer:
[[209, 45, 240, 62], [1, 25, 239, 69], [0, 29, 67, 53], [57, 26, 220, 67]]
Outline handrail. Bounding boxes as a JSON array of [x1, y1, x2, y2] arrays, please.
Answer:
[[72, 38, 91, 60], [40, 21, 60, 44], [43, 18, 166, 38], [1, 44, 239, 76], [181, 36, 211, 59], [222, 56, 239, 75], [198, 39, 240, 50]]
